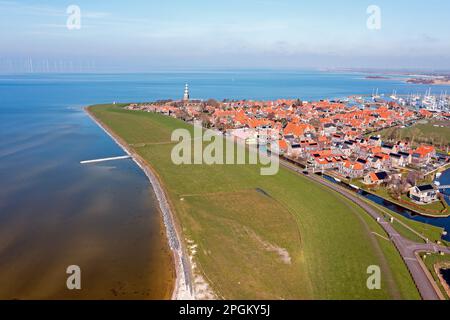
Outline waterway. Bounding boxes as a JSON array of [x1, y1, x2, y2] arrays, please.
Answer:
[[441, 268, 450, 287], [323, 169, 450, 242]]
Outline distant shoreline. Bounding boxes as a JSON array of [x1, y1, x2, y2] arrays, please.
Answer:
[[363, 74, 450, 86], [365, 76, 390, 80], [85, 106, 193, 300], [406, 78, 450, 86]]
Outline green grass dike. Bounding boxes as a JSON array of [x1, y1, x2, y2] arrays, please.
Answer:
[[88, 103, 421, 300]]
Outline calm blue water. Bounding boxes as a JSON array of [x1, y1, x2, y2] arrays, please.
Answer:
[[1, 70, 450, 298], [441, 268, 450, 287]]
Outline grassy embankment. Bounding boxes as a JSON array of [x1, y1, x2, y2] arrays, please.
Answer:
[[365, 200, 447, 246], [89, 104, 420, 299]]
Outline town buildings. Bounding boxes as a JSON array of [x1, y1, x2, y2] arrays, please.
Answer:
[[125, 87, 449, 205]]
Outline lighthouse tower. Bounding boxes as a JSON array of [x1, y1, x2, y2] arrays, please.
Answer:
[[183, 83, 189, 101]]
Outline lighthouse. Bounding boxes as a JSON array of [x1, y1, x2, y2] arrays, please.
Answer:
[[183, 83, 189, 101]]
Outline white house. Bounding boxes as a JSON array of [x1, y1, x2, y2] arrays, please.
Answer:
[[409, 185, 438, 204]]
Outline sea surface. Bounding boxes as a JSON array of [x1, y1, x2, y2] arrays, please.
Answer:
[[1, 70, 450, 299]]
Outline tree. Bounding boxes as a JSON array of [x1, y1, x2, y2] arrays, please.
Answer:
[[199, 114, 212, 129], [387, 129, 397, 141], [178, 109, 190, 121], [215, 120, 226, 132], [406, 171, 423, 186], [206, 98, 220, 108], [389, 187, 402, 200]]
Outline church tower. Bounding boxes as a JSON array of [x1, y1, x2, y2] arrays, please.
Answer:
[[183, 83, 189, 101]]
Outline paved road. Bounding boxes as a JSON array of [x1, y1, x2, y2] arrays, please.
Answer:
[[280, 160, 450, 300]]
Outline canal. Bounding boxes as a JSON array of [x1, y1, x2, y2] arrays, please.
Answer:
[[322, 169, 450, 242], [441, 268, 450, 287]]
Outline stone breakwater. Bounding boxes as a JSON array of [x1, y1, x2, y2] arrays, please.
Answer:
[[85, 108, 194, 300], [132, 158, 194, 299]]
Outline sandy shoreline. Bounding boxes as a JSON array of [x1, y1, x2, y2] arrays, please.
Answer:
[[85, 107, 194, 300]]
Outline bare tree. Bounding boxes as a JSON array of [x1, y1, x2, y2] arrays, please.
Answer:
[[200, 114, 212, 128], [406, 171, 423, 186], [206, 98, 220, 109]]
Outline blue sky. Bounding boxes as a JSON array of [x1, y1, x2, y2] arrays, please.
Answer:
[[1, 0, 450, 72]]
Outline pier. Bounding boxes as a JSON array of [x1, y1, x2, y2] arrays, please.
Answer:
[[80, 155, 131, 164]]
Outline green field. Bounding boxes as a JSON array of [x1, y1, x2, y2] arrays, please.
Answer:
[[89, 104, 420, 299], [377, 120, 450, 153]]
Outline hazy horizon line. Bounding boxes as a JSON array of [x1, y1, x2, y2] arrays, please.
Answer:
[[1, 67, 450, 76]]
